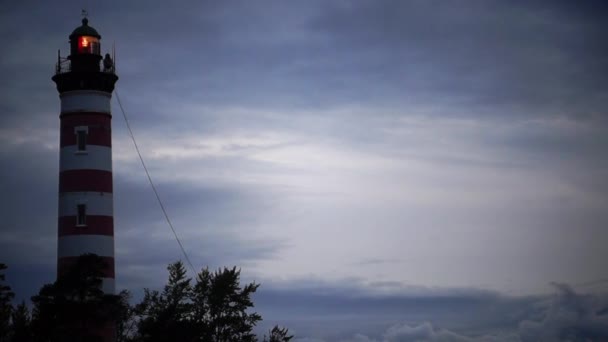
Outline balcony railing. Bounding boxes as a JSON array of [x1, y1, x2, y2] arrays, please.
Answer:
[[55, 57, 116, 75], [55, 58, 70, 74]]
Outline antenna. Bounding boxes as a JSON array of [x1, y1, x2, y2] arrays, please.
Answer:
[[57, 49, 61, 74], [112, 41, 116, 73]]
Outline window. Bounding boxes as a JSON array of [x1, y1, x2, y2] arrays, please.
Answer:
[[74, 126, 88, 152], [78, 36, 100, 55], [77, 130, 87, 151], [76, 204, 87, 226]]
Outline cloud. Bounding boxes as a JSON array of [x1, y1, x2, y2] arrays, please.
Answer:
[[331, 322, 522, 342], [282, 282, 608, 341], [518, 283, 608, 341], [255, 279, 527, 340], [2, 0, 608, 331], [384, 323, 466, 341], [309, 1, 608, 115]]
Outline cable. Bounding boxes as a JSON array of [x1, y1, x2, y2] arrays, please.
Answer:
[[114, 89, 197, 276]]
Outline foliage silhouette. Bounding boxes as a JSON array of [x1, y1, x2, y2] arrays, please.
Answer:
[[132, 262, 263, 342], [264, 325, 294, 342], [1, 263, 15, 342], [1, 258, 292, 341], [9, 302, 30, 342], [30, 254, 126, 342]]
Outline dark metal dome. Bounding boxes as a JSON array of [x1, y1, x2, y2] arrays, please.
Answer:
[[69, 18, 101, 39]]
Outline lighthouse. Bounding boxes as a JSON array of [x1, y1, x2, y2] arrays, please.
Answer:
[[52, 17, 118, 295]]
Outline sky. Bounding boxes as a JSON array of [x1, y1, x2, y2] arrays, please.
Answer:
[[1, 0, 608, 340]]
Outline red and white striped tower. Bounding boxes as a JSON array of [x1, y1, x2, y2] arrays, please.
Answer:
[[52, 18, 118, 297]]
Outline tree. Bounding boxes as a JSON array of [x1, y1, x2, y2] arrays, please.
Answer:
[[10, 301, 31, 342], [2, 259, 290, 341], [0, 263, 15, 342], [30, 283, 60, 342], [30, 254, 128, 342], [133, 262, 262, 342], [264, 325, 294, 342], [194, 266, 261, 342], [116, 290, 136, 342], [134, 261, 194, 342]]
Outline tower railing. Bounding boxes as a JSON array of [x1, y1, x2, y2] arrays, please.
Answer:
[[55, 58, 116, 75], [55, 58, 71, 74]]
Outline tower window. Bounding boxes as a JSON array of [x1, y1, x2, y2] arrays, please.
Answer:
[[77, 130, 87, 151], [78, 36, 100, 55], [74, 126, 88, 152], [76, 204, 87, 226]]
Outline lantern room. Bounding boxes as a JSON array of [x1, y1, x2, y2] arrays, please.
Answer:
[[56, 17, 106, 74], [53, 17, 118, 94], [76, 36, 100, 55], [69, 18, 102, 57]]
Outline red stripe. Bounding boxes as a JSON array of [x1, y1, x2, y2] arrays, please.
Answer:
[[60, 112, 112, 121], [59, 170, 113, 193], [58, 256, 115, 278], [58, 216, 114, 237], [60, 113, 112, 147]]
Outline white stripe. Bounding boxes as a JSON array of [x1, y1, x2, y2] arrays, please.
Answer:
[[60, 91, 111, 114], [58, 192, 113, 217], [60, 145, 112, 172], [101, 278, 115, 294], [58, 235, 114, 258]]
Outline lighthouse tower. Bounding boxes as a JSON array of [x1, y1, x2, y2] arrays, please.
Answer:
[[52, 17, 118, 295]]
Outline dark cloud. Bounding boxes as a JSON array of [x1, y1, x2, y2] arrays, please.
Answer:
[[2, 1, 608, 339], [255, 282, 607, 341], [0, 140, 57, 266], [4, 0, 608, 118], [254, 280, 528, 339], [0, 136, 286, 302], [4, 0, 608, 142], [309, 1, 608, 115], [518, 283, 608, 341], [0, 141, 58, 303]]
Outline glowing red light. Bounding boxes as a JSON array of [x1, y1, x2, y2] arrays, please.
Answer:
[[77, 36, 98, 54]]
